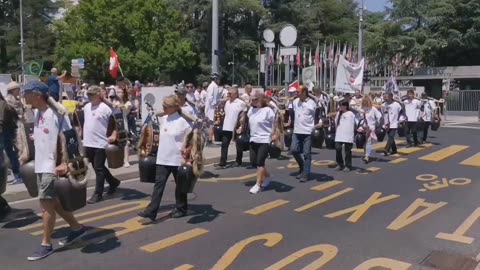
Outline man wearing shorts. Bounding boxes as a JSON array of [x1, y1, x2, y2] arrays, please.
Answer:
[[23, 81, 86, 261]]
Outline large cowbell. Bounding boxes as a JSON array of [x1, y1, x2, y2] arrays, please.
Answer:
[[284, 128, 293, 148], [268, 141, 282, 159], [0, 155, 7, 195], [325, 131, 335, 150], [139, 121, 160, 183], [236, 134, 250, 152], [177, 164, 197, 193], [54, 129, 88, 212], [18, 122, 38, 197], [213, 125, 222, 142], [106, 111, 127, 169], [311, 128, 325, 149]]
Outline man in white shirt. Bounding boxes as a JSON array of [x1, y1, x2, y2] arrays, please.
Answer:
[[291, 86, 323, 182], [83, 86, 121, 204], [23, 81, 85, 261], [420, 93, 437, 143], [382, 93, 403, 156], [403, 89, 422, 147], [215, 87, 246, 168], [205, 74, 220, 143], [175, 87, 199, 119]]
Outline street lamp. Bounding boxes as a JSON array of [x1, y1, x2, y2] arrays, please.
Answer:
[[20, 0, 25, 83]]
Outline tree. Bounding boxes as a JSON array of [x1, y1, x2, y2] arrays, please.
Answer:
[[54, 0, 200, 84]]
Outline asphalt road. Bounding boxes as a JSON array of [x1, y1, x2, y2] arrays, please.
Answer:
[[2, 127, 480, 270]]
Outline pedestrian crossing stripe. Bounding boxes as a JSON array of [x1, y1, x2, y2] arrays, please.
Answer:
[[391, 143, 433, 156], [460, 153, 480, 167], [245, 200, 290, 215], [418, 145, 469, 162], [352, 140, 406, 153], [140, 228, 209, 253], [389, 158, 408, 164]]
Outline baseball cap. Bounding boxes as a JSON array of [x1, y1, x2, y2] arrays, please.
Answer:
[[100, 81, 105, 85], [24, 81, 49, 94], [202, 82, 208, 88], [175, 87, 188, 95], [6, 81, 20, 92]]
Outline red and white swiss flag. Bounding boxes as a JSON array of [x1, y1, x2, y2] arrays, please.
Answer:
[[109, 48, 120, 79]]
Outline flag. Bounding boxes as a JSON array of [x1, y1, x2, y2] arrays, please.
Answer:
[[322, 43, 327, 64], [314, 41, 320, 67], [277, 46, 282, 64], [297, 49, 302, 68], [328, 41, 334, 61], [308, 48, 312, 66], [342, 44, 347, 57], [335, 42, 340, 66], [109, 48, 120, 79], [289, 80, 300, 91], [269, 48, 274, 65]]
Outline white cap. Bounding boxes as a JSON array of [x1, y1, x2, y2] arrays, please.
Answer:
[[100, 81, 105, 85]]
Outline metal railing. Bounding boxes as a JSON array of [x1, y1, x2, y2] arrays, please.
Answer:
[[446, 90, 480, 112]]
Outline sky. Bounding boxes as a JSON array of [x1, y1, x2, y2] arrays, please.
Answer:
[[365, 0, 390, 12]]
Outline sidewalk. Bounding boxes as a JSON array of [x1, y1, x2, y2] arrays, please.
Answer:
[[442, 115, 479, 126], [3, 142, 237, 202]]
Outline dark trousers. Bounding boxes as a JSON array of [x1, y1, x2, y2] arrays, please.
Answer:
[[3, 130, 20, 174], [422, 122, 430, 142], [291, 134, 312, 176], [145, 165, 187, 217], [0, 195, 9, 214], [85, 147, 119, 195], [219, 131, 243, 166], [384, 129, 397, 153], [335, 142, 353, 168], [406, 122, 420, 145]]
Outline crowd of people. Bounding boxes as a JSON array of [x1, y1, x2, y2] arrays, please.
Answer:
[[0, 71, 441, 261]]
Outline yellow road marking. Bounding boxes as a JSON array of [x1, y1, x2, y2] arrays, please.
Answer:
[[245, 200, 289, 215], [354, 258, 412, 270], [199, 173, 257, 183], [389, 158, 408, 164], [392, 143, 433, 156], [174, 265, 194, 270], [20, 200, 150, 232], [356, 167, 381, 175], [140, 228, 209, 253], [436, 207, 480, 244], [387, 199, 448, 231], [460, 152, 480, 167], [352, 140, 405, 153], [295, 188, 354, 213], [311, 180, 343, 191], [418, 145, 469, 162]]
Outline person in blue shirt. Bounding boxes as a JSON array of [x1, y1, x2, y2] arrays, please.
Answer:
[[47, 68, 67, 101]]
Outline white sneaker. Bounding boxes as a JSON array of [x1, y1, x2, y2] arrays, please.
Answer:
[[261, 176, 272, 188], [249, 184, 261, 194], [123, 161, 131, 168]]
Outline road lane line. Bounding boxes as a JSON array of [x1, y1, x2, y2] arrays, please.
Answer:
[[198, 173, 257, 183], [418, 145, 469, 162], [460, 153, 480, 167], [174, 265, 194, 270], [245, 200, 289, 215], [310, 181, 343, 191], [140, 228, 209, 253], [389, 158, 408, 164], [294, 188, 354, 213], [356, 167, 381, 175], [392, 143, 433, 156]]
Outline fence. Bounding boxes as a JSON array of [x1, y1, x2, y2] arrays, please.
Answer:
[[446, 90, 480, 115]]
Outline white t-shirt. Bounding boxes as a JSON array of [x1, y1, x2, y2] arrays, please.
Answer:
[[404, 98, 421, 122], [382, 101, 403, 129], [205, 81, 219, 121], [83, 102, 113, 149], [421, 99, 436, 122], [248, 107, 275, 144], [182, 102, 199, 119], [335, 111, 357, 144], [269, 100, 279, 114], [34, 108, 72, 174], [293, 98, 318, 135], [222, 99, 246, 132], [156, 113, 192, 166], [362, 106, 382, 130]]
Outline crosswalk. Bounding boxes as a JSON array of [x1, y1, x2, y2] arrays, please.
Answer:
[[352, 141, 480, 167]]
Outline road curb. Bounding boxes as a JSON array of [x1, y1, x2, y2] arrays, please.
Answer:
[[3, 154, 234, 203]]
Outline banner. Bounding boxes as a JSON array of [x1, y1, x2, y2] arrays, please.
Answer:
[[335, 55, 364, 94], [302, 65, 317, 85]]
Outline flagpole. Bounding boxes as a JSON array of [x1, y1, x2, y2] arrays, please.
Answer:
[[118, 64, 125, 78]]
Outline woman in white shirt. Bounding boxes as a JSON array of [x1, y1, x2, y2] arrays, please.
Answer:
[[246, 92, 277, 194], [138, 95, 193, 221], [114, 87, 133, 167], [334, 101, 357, 171], [357, 96, 382, 164]]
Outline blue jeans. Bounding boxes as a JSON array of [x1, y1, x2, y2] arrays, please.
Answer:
[[3, 130, 20, 174], [291, 133, 312, 176]]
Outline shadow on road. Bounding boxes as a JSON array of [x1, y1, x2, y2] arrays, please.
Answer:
[[1, 209, 40, 229], [54, 226, 120, 254], [244, 180, 294, 193], [187, 204, 225, 224]]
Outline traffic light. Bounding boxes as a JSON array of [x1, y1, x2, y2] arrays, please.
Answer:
[[363, 69, 370, 83]]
